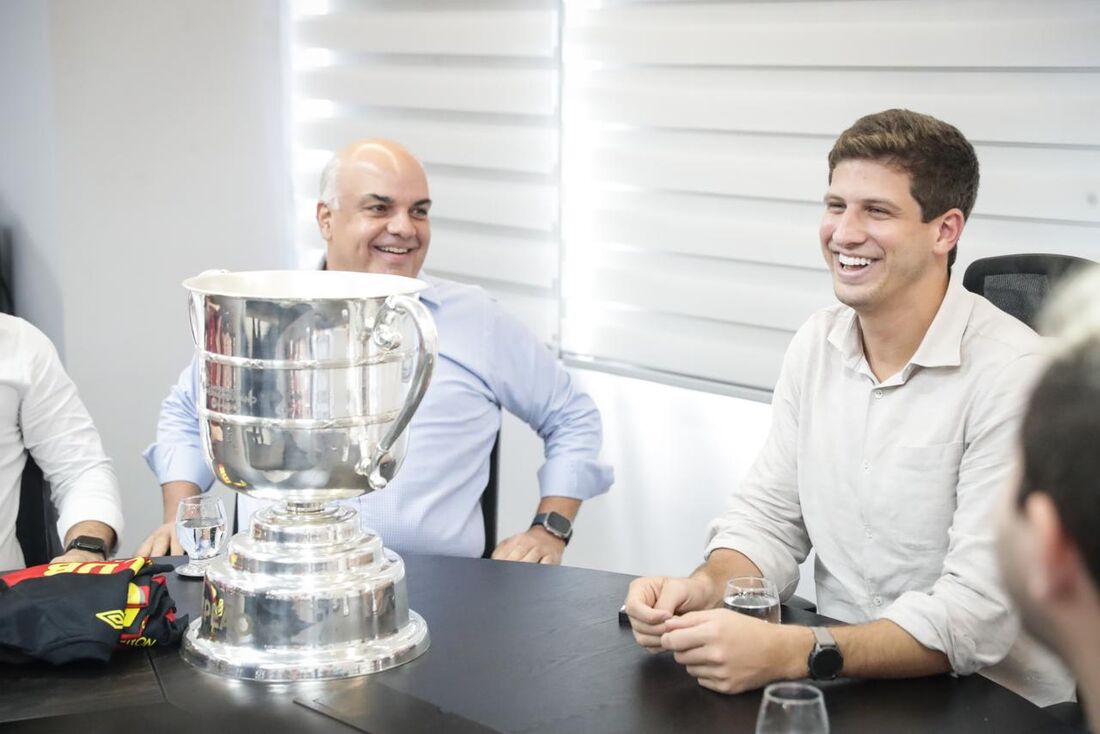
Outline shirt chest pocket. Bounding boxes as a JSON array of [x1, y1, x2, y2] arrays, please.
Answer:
[[880, 442, 964, 551]]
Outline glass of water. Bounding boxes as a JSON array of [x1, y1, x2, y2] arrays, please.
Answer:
[[175, 495, 228, 578], [723, 576, 781, 623], [756, 682, 829, 734]]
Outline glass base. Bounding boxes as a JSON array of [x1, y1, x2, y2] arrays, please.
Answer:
[[175, 561, 209, 578]]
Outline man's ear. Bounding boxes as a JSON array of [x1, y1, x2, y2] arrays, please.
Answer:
[[1025, 492, 1081, 601], [317, 201, 333, 241], [933, 208, 965, 256]]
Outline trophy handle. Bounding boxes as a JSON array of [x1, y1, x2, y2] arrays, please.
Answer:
[[358, 294, 438, 490]]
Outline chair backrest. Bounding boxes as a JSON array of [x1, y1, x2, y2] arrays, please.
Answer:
[[480, 433, 500, 559], [962, 254, 1094, 330], [15, 456, 62, 566]]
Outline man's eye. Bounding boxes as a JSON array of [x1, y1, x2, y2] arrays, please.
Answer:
[[867, 207, 889, 216], [826, 202, 845, 212], [365, 204, 387, 213], [412, 208, 429, 218]]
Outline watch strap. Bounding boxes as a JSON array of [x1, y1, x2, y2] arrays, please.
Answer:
[[810, 625, 837, 648], [65, 535, 108, 559]]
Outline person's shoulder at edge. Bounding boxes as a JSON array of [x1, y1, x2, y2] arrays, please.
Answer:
[[786, 300, 853, 355], [418, 272, 503, 328], [419, 272, 492, 306], [961, 289, 1044, 359], [0, 312, 54, 358]]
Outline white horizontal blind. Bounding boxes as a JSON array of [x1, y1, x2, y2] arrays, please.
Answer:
[[290, 0, 562, 344], [560, 0, 1100, 395]]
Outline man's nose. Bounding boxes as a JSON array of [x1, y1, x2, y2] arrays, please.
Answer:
[[386, 210, 415, 239], [832, 209, 867, 246]]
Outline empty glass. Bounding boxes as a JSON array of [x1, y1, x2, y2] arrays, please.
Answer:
[[724, 576, 781, 623], [175, 495, 228, 578], [756, 682, 829, 734]]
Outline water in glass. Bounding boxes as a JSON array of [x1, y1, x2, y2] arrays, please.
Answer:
[[724, 576, 781, 624], [724, 592, 781, 623]]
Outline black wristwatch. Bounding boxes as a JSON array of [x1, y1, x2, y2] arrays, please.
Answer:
[[65, 535, 108, 559], [807, 626, 844, 681], [531, 511, 573, 545]]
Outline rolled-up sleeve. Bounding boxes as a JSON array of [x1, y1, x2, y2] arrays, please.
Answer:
[[142, 356, 215, 491], [705, 328, 811, 600], [19, 328, 124, 542], [484, 305, 613, 501], [880, 354, 1041, 674]]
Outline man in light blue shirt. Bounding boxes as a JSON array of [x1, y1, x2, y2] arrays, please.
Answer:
[[137, 139, 613, 562]]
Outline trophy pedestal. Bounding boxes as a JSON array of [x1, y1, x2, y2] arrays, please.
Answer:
[[181, 503, 430, 681]]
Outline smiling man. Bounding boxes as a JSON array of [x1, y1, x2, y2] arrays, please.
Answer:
[[625, 110, 1072, 704], [138, 139, 613, 564]]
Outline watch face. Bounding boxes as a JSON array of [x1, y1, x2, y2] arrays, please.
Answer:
[[812, 647, 844, 680], [545, 512, 572, 536], [70, 535, 107, 555]]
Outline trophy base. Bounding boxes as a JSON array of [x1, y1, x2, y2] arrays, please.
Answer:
[[180, 502, 430, 681], [181, 611, 429, 681]]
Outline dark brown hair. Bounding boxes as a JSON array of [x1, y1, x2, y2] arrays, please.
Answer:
[[828, 109, 979, 272], [1018, 337, 1100, 586]]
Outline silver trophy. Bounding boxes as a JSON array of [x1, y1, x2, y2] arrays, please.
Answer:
[[178, 270, 436, 681]]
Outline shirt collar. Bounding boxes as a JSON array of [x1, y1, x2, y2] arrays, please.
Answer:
[[314, 254, 442, 308], [908, 279, 971, 369], [827, 279, 973, 381]]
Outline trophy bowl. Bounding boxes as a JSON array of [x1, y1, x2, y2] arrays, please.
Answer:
[[179, 270, 436, 681]]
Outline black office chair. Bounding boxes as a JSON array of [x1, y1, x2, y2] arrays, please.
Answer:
[[15, 456, 63, 567], [480, 433, 500, 559], [962, 254, 1094, 330]]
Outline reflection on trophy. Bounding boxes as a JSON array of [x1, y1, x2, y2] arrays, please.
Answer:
[[179, 270, 436, 681]]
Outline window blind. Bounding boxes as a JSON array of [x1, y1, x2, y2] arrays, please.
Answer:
[[290, 0, 562, 344], [293, 0, 1100, 396], [559, 0, 1100, 396]]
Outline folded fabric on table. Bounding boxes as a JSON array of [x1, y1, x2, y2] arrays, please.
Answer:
[[0, 557, 189, 664]]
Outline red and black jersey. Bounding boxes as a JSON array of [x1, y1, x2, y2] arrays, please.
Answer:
[[0, 557, 188, 664]]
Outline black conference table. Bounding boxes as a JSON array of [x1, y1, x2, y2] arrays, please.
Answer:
[[0, 554, 1074, 733]]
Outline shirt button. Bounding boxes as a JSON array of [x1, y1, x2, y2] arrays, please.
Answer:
[[862, 460, 871, 472], [864, 527, 873, 539], [874, 389, 884, 399], [873, 595, 883, 607]]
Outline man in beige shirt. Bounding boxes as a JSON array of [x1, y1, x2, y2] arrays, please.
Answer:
[[625, 109, 1073, 705]]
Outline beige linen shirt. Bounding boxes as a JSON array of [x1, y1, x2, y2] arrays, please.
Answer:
[[705, 280, 1073, 705]]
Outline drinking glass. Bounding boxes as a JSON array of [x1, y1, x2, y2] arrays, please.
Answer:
[[175, 495, 228, 577], [724, 576, 781, 623], [755, 682, 829, 734]]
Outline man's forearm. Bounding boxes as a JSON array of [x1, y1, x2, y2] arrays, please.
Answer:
[[161, 481, 202, 523], [690, 548, 765, 607], [830, 619, 951, 678], [62, 520, 117, 554]]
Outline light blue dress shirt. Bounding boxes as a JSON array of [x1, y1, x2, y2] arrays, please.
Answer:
[[143, 274, 613, 557]]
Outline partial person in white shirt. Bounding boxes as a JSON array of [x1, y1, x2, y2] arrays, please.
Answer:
[[624, 109, 1073, 705], [999, 266, 1100, 728], [0, 314, 124, 568]]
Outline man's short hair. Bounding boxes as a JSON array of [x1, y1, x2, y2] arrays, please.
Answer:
[[319, 156, 341, 211], [828, 109, 980, 273], [1018, 268, 1100, 586]]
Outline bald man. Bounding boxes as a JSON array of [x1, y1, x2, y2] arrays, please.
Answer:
[[137, 140, 613, 563]]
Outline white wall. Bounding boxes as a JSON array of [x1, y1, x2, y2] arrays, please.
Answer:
[[0, 0, 293, 553]]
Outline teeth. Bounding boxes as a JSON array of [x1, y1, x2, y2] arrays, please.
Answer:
[[838, 254, 873, 267], [378, 246, 410, 254]]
